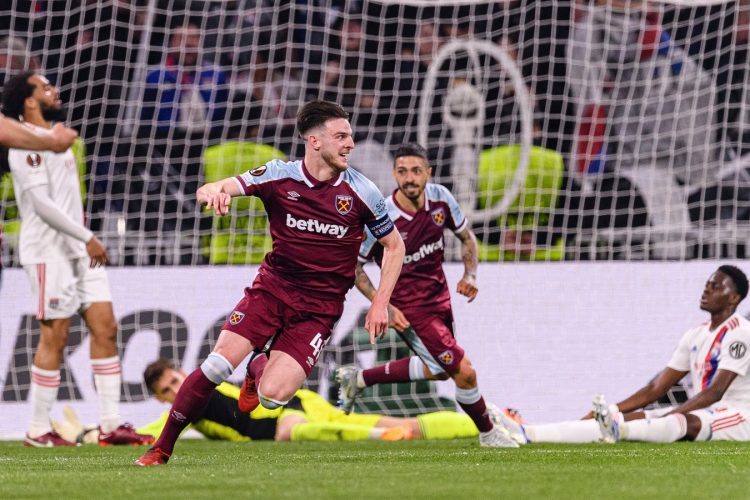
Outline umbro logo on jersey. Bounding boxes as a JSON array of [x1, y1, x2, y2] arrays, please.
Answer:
[[287, 191, 300, 201], [26, 153, 42, 168], [286, 213, 349, 239]]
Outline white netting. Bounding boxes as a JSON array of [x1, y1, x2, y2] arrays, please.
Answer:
[[0, 0, 748, 418], [0, 0, 747, 265]]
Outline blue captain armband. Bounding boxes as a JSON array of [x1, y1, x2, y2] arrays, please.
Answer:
[[367, 215, 395, 239]]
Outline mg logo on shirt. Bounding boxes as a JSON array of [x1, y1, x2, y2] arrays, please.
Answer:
[[730, 341, 747, 359], [286, 213, 349, 239]]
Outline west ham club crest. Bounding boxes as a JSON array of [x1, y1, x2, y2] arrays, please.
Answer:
[[431, 208, 446, 226], [229, 311, 245, 325], [335, 195, 353, 215]]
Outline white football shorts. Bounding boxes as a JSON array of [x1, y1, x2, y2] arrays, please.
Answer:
[[24, 257, 112, 320], [691, 404, 750, 442]]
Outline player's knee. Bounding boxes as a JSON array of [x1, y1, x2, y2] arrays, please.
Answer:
[[199, 353, 234, 385], [452, 364, 477, 389], [416, 357, 448, 381], [40, 328, 69, 353], [257, 384, 289, 410], [90, 320, 118, 344], [685, 414, 704, 441]]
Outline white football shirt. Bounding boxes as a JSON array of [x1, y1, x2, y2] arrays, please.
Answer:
[[8, 124, 88, 264], [668, 313, 750, 409]]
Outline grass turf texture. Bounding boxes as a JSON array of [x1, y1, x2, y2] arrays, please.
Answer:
[[1, 439, 749, 499]]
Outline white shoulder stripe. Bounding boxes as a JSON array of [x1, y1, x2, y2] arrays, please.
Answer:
[[342, 167, 388, 219]]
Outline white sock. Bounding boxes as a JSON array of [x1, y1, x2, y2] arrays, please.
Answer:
[[356, 370, 366, 389], [620, 414, 687, 443], [524, 420, 602, 443], [408, 356, 429, 381], [28, 366, 60, 438], [91, 356, 122, 433]]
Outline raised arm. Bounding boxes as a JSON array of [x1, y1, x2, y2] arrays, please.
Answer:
[[364, 230, 405, 343], [455, 226, 479, 302], [196, 177, 245, 216], [0, 117, 77, 152]]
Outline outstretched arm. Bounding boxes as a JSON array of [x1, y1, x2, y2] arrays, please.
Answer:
[[0, 117, 77, 152], [354, 261, 410, 332], [668, 369, 737, 416], [582, 367, 687, 419], [455, 227, 479, 302], [365, 230, 405, 343], [196, 177, 244, 215]]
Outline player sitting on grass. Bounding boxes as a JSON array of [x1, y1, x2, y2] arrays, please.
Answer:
[[132, 358, 482, 443], [494, 265, 750, 446]]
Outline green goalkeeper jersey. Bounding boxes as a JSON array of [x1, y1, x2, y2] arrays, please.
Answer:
[[138, 382, 286, 441]]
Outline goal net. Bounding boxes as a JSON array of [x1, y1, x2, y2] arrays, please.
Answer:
[[0, 0, 747, 425], [2, 0, 747, 266]]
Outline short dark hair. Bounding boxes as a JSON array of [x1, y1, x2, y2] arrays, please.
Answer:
[[143, 358, 177, 394], [2, 71, 35, 120], [296, 100, 349, 136], [718, 265, 749, 301], [393, 143, 429, 166]]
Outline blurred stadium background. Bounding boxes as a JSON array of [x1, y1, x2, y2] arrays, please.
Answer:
[[0, 0, 748, 435]]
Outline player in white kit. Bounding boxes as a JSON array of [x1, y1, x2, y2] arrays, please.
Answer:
[[3, 71, 153, 447], [494, 265, 750, 445]]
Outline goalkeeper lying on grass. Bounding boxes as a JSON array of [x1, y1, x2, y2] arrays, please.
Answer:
[[51, 358, 478, 444]]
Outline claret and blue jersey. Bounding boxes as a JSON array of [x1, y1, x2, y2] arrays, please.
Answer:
[[233, 159, 393, 301], [359, 183, 468, 310]]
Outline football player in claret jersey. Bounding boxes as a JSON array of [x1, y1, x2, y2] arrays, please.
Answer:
[[136, 100, 405, 466], [3, 72, 153, 447], [335, 143, 517, 448], [492, 265, 750, 446]]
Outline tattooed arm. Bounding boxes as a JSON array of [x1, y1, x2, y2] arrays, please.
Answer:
[[455, 227, 479, 302]]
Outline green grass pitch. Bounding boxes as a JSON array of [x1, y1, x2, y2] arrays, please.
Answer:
[[1, 439, 749, 499]]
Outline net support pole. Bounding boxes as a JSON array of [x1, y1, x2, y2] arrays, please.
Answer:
[[123, 0, 159, 137]]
